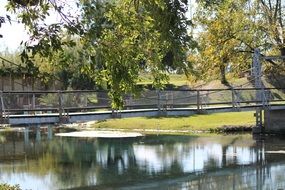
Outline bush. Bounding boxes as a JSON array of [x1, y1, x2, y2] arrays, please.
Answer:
[[0, 183, 21, 190]]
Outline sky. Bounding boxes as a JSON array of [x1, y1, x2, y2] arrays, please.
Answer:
[[0, 0, 29, 52], [0, 0, 74, 52], [0, 0, 195, 52]]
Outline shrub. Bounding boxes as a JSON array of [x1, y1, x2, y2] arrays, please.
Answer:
[[0, 183, 21, 190]]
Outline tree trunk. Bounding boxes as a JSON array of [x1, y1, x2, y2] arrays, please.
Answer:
[[220, 64, 228, 85]]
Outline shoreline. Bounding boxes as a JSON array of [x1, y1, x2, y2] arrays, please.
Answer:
[[0, 122, 254, 135], [0, 112, 256, 135], [60, 123, 254, 135]]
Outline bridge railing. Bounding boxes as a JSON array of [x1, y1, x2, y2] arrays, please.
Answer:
[[1, 88, 285, 116], [1, 90, 112, 115]]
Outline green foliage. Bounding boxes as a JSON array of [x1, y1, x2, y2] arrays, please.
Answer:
[[94, 0, 170, 108], [79, 0, 192, 108], [0, 50, 27, 76], [0, 183, 21, 190], [38, 39, 96, 90], [38, 92, 95, 108], [255, 0, 285, 51], [5, 0, 192, 109], [191, 0, 285, 83], [191, 0, 265, 83], [5, 0, 285, 106], [38, 94, 59, 107]]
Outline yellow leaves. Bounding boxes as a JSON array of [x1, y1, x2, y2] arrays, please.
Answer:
[[193, 0, 255, 81]]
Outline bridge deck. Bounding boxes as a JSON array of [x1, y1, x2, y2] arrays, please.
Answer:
[[6, 104, 285, 125]]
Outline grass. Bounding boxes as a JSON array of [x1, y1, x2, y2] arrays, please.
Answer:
[[137, 73, 285, 105], [138, 73, 189, 86], [92, 111, 255, 132]]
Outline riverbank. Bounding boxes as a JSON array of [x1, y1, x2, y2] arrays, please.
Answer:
[[0, 111, 255, 135], [91, 111, 255, 134], [0, 112, 255, 134]]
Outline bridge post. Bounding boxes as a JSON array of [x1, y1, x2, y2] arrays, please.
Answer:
[[0, 91, 3, 124], [253, 108, 263, 133], [32, 93, 36, 114], [58, 91, 64, 123], [157, 90, 161, 114], [0, 91, 8, 124], [231, 89, 235, 109], [111, 109, 121, 118], [252, 49, 262, 102], [197, 90, 200, 111], [252, 49, 264, 133]]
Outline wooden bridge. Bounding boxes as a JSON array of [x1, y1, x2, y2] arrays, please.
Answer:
[[1, 87, 285, 133]]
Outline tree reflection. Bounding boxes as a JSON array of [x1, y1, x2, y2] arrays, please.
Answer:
[[1, 131, 285, 189]]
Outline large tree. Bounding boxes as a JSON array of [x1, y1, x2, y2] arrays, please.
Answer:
[[5, 0, 192, 108], [191, 0, 270, 84]]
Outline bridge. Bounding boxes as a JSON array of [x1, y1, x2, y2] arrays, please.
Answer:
[[1, 49, 285, 133], [1, 87, 285, 133]]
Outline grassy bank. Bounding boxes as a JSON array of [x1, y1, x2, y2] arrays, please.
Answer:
[[92, 111, 255, 133]]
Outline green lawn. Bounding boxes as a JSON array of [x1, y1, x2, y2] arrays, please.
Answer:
[[93, 111, 255, 132], [138, 73, 189, 86]]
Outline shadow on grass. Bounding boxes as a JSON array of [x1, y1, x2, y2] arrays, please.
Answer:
[[143, 113, 217, 120]]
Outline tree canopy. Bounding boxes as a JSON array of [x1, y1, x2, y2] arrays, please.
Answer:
[[5, 0, 192, 109], [190, 0, 285, 84], [4, 0, 285, 108]]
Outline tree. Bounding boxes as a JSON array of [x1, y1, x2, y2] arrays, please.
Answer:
[[255, 0, 285, 55], [33, 39, 96, 90], [5, 0, 192, 109], [81, 0, 173, 108], [192, 0, 265, 84]]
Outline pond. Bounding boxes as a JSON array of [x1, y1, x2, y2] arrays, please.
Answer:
[[0, 127, 285, 190]]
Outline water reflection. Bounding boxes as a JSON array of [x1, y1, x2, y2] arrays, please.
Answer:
[[0, 129, 285, 190]]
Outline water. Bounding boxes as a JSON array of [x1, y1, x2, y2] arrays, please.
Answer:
[[0, 128, 285, 190]]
